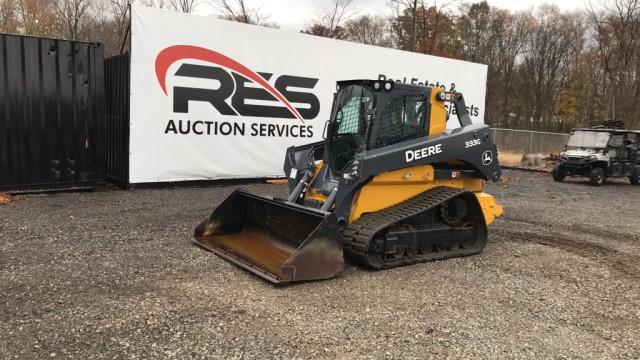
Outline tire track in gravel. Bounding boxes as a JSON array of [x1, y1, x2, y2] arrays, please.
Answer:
[[495, 218, 640, 280], [504, 215, 639, 245], [568, 224, 639, 245]]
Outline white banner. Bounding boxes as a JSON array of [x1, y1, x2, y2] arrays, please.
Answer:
[[129, 5, 488, 183]]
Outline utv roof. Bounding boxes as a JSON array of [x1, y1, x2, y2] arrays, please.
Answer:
[[571, 128, 640, 135]]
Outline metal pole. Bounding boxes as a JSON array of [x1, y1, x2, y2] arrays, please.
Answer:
[[119, 3, 131, 55]]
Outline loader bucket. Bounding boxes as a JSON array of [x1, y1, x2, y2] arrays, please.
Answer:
[[193, 190, 344, 284]]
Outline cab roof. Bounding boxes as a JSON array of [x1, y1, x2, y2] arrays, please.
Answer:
[[336, 79, 433, 93]]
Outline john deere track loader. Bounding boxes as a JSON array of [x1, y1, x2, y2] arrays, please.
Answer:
[[194, 80, 503, 284]]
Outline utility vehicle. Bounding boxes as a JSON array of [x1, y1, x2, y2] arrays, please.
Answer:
[[553, 128, 640, 186]]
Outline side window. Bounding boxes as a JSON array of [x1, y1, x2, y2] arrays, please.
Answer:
[[404, 96, 427, 127], [626, 134, 637, 148], [336, 97, 366, 134], [328, 85, 374, 173], [609, 135, 624, 147], [374, 94, 428, 148]]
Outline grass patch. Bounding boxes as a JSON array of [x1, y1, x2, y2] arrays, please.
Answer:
[[498, 151, 524, 166]]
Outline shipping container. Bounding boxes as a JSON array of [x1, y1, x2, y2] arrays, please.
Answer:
[[0, 34, 105, 193]]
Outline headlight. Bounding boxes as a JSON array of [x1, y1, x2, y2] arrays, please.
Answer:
[[588, 155, 597, 160], [373, 81, 382, 91]]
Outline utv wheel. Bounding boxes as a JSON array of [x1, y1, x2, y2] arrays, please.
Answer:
[[590, 168, 605, 186], [630, 166, 640, 185], [552, 166, 565, 182]]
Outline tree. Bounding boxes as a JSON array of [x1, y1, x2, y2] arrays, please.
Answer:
[[302, 0, 354, 39], [302, 23, 346, 39], [2, 0, 639, 132], [57, 0, 92, 40], [391, 0, 418, 51], [344, 15, 393, 47], [0, 0, 20, 33], [391, 0, 460, 57], [81, 0, 130, 55], [486, 10, 534, 128], [518, 6, 584, 130], [457, 1, 492, 63], [170, 0, 196, 13], [18, 0, 60, 37], [109, 0, 130, 52], [589, 0, 640, 128], [139, 0, 168, 8], [214, 0, 278, 27]]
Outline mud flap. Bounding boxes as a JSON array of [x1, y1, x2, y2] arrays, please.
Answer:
[[194, 190, 344, 284]]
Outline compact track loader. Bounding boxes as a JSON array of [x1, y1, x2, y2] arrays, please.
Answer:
[[194, 80, 503, 284]]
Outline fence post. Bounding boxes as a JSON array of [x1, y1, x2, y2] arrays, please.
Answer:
[[529, 132, 534, 154]]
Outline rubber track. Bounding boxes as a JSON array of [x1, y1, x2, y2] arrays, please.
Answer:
[[342, 186, 479, 269]]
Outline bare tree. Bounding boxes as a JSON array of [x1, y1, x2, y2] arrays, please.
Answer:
[[391, 0, 418, 50], [109, 0, 130, 51], [344, 15, 393, 47], [214, 0, 278, 27], [170, 0, 196, 13], [143, 0, 168, 8], [0, 0, 19, 33], [485, 10, 534, 127], [588, 0, 640, 127], [84, 0, 130, 55], [57, 0, 92, 39], [457, 1, 492, 63], [216, 0, 250, 22], [18, 0, 60, 37], [391, 0, 460, 55], [423, 0, 459, 55], [322, 0, 355, 35], [520, 6, 585, 128], [302, 0, 355, 38], [2, 0, 638, 132]]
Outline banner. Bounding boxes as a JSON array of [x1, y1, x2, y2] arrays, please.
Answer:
[[130, 5, 488, 183]]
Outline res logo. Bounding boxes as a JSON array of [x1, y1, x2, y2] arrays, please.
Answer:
[[155, 45, 320, 123]]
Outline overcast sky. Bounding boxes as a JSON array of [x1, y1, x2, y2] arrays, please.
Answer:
[[198, 0, 593, 31]]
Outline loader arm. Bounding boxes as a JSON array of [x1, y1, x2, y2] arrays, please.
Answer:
[[331, 123, 500, 227]]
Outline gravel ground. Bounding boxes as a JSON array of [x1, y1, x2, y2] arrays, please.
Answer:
[[1, 170, 639, 359]]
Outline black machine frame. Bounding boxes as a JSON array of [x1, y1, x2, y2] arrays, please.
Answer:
[[284, 80, 501, 228]]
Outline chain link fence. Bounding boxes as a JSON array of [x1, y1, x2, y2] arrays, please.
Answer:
[[491, 128, 569, 155]]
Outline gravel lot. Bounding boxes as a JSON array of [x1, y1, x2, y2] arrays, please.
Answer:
[[1, 170, 639, 359]]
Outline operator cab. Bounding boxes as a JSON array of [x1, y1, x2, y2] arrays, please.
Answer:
[[308, 80, 436, 203], [283, 79, 486, 208], [327, 80, 431, 174]]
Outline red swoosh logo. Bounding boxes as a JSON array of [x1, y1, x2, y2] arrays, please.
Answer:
[[155, 45, 304, 123]]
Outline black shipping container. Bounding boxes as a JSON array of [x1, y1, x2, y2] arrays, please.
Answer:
[[105, 53, 130, 187], [0, 34, 105, 193]]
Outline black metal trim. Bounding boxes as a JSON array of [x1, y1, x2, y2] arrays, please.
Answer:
[[104, 53, 130, 188]]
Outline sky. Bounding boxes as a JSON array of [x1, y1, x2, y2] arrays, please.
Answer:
[[199, 0, 592, 31]]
